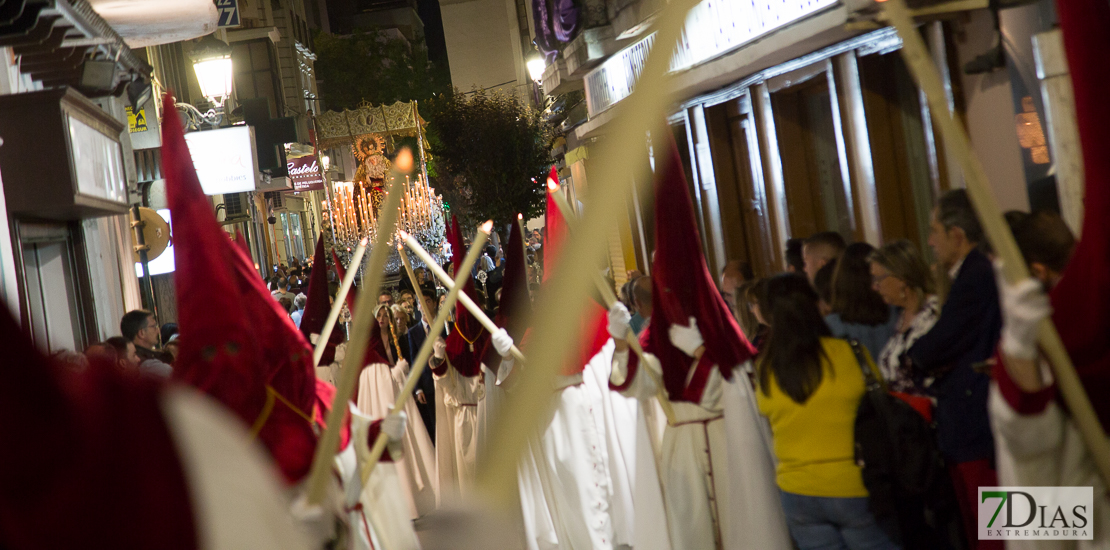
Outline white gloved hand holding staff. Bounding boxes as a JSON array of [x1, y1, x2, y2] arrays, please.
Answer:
[[668, 316, 704, 357]]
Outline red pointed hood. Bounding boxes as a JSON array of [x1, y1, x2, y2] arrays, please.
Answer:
[[544, 167, 610, 375], [300, 236, 330, 341], [225, 225, 317, 483], [300, 236, 343, 365], [484, 216, 529, 365], [331, 248, 358, 311], [645, 137, 755, 400], [313, 379, 351, 451], [445, 215, 488, 376], [0, 301, 197, 548], [164, 93, 267, 425], [1047, 0, 1110, 430]]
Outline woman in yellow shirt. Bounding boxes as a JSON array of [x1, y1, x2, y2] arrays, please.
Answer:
[[755, 274, 900, 550]]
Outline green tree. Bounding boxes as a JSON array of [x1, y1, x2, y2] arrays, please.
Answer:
[[425, 88, 554, 227], [313, 29, 450, 110]]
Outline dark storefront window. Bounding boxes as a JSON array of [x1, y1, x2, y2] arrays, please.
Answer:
[[232, 39, 284, 117]]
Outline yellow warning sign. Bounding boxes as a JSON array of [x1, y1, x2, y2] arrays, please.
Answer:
[[126, 106, 148, 133]]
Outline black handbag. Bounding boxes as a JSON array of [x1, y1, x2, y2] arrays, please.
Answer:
[[849, 339, 964, 549]]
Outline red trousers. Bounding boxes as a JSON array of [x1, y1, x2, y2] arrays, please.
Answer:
[[949, 459, 1003, 550]]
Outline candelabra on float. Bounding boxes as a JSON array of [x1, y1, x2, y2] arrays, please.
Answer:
[[326, 173, 447, 273]]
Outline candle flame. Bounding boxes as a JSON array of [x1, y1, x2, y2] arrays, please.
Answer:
[[360, 237, 368, 246], [395, 148, 414, 173], [517, 213, 523, 220], [546, 178, 558, 192], [399, 230, 411, 240], [480, 220, 494, 234]]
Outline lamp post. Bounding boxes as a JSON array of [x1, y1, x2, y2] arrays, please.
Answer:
[[180, 34, 234, 128], [527, 56, 546, 108]]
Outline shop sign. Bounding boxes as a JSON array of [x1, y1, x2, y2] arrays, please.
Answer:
[[288, 154, 325, 191], [126, 106, 148, 133], [184, 126, 258, 195]]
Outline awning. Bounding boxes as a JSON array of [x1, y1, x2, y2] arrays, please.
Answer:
[[0, 0, 151, 92], [87, 0, 217, 48]]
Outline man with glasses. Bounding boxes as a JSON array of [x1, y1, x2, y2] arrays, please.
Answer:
[[120, 310, 173, 377]]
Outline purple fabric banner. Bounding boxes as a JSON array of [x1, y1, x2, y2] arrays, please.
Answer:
[[553, 0, 579, 42], [532, 0, 579, 62]]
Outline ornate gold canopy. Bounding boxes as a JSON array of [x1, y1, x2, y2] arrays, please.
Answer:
[[315, 101, 424, 150]]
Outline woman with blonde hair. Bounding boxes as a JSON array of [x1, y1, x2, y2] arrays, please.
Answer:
[[391, 304, 412, 349], [353, 304, 438, 519], [867, 240, 939, 395]]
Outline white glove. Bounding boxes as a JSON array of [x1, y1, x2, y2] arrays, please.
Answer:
[[382, 411, 407, 443], [608, 302, 632, 339], [492, 328, 513, 357], [433, 336, 446, 359], [669, 316, 704, 357], [289, 494, 334, 545], [998, 269, 1051, 361]]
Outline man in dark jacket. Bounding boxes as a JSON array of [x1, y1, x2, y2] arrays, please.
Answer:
[[404, 291, 442, 441], [909, 189, 1002, 550], [120, 310, 173, 377]]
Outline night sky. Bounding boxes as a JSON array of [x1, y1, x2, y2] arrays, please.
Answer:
[[325, 0, 450, 69], [417, 0, 449, 68]]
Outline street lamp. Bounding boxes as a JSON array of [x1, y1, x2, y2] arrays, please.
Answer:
[[527, 57, 546, 82], [526, 56, 547, 108], [190, 34, 234, 106], [178, 34, 234, 129]]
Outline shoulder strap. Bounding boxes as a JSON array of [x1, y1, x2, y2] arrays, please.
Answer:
[[847, 339, 887, 392]]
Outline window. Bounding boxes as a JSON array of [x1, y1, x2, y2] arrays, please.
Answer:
[[232, 39, 284, 117]]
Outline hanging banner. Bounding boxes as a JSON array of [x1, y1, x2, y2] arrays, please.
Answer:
[[288, 154, 325, 191]]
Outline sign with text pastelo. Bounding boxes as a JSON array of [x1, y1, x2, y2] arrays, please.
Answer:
[[288, 154, 325, 191]]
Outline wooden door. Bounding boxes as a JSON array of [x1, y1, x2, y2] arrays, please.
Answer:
[[771, 77, 854, 240], [857, 52, 938, 250], [706, 99, 777, 278]]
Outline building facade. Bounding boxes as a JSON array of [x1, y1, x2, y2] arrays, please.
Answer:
[[531, 0, 1076, 285], [0, 0, 332, 350], [0, 0, 217, 351], [440, 0, 536, 102]]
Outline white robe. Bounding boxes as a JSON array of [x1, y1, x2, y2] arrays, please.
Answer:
[[989, 381, 1110, 550], [513, 340, 619, 550], [160, 386, 315, 550], [582, 341, 648, 549], [356, 358, 438, 519], [611, 351, 791, 550], [478, 364, 504, 463], [334, 404, 422, 550], [434, 362, 484, 502]]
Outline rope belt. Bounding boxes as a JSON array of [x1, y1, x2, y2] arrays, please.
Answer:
[[668, 413, 723, 428], [250, 385, 315, 439], [347, 502, 377, 550]]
